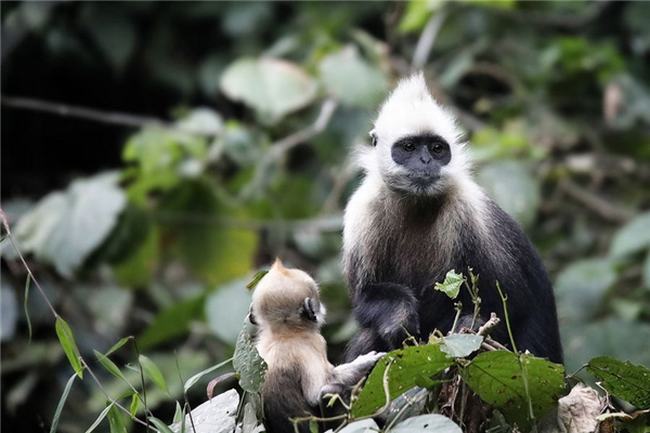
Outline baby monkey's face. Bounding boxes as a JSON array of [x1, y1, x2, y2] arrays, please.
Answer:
[[250, 259, 325, 331]]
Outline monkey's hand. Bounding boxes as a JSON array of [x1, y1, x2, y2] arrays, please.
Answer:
[[321, 351, 386, 399], [378, 303, 420, 349]]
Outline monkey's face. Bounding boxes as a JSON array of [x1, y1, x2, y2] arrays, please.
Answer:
[[364, 72, 470, 197], [386, 133, 451, 194], [250, 259, 326, 332]]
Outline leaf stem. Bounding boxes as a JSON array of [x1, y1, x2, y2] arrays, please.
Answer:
[[495, 282, 518, 353]]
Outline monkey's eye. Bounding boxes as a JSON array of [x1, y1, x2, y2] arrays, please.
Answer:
[[431, 143, 443, 153], [403, 142, 415, 151]]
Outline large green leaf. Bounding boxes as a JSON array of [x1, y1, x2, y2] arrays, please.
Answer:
[[233, 325, 267, 394], [554, 258, 617, 322], [160, 181, 257, 285], [220, 57, 317, 123], [609, 212, 650, 257], [562, 319, 650, 373], [138, 295, 204, 349], [206, 278, 252, 345], [390, 414, 462, 433], [81, 5, 135, 72], [477, 160, 540, 228], [441, 334, 483, 358], [463, 351, 565, 429], [351, 344, 452, 417], [319, 46, 388, 108], [14, 173, 126, 277], [587, 356, 650, 409]]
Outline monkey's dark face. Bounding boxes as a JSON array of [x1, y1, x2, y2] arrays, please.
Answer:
[[388, 134, 451, 193]]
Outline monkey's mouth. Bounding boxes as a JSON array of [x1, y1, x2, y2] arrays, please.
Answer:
[[408, 173, 439, 187]]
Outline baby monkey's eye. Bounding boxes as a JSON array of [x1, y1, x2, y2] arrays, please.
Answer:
[[403, 142, 415, 151], [431, 143, 443, 153]]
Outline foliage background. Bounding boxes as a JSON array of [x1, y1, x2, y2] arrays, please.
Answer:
[[1, 1, 649, 432]]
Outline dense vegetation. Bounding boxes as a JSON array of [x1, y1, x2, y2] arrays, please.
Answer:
[[2, 1, 649, 433]]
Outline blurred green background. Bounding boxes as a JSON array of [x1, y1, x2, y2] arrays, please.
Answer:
[[1, 1, 649, 432]]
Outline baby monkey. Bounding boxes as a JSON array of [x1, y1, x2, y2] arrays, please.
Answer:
[[249, 259, 383, 433]]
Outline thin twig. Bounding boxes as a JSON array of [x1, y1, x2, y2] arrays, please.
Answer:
[[477, 313, 500, 337], [0, 209, 58, 318], [81, 358, 155, 431], [240, 99, 337, 200], [1, 95, 218, 137], [411, 11, 447, 70], [558, 179, 633, 223], [495, 283, 518, 353]]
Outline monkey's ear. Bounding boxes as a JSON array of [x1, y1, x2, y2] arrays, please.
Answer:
[[369, 130, 377, 147], [247, 306, 257, 325], [301, 298, 317, 322]]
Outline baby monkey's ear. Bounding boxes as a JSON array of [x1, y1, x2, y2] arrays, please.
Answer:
[[301, 298, 318, 322], [369, 129, 377, 147], [247, 305, 257, 325]]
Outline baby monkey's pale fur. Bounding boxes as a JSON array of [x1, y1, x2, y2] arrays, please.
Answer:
[[251, 259, 382, 433]]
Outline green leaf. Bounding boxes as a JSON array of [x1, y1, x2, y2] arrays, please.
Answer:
[[94, 350, 131, 387], [14, 172, 126, 277], [336, 419, 379, 433], [351, 344, 453, 417], [477, 160, 541, 228], [129, 393, 140, 417], [105, 337, 133, 357], [441, 334, 484, 358], [206, 279, 253, 345], [160, 181, 257, 286], [138, 295, 204, 349], [233, 326, 267, 393], [184, 357, 233, 393], [107, 404, 128, 433], [173, 401, 183, 424], [555, 258, 617, 322], [434, 270, 464, 299], [139, 355, 168, 394], [587, 356, 650, 409], [220, 57, 317, 123], [148, 417, 175, 433], [81, 5, 135, 73], [55, 317, 83, 378], [246, 270, 268, 290], [399, 0, 441, 33], [561, 319, 650, 374], [390, 414, 462, 433], [319, 46, 388, 108], [610, 212, 650, 257], [463, 351, 565, 429], [49, 373, 77, 433], [84, 403, 114, 433]]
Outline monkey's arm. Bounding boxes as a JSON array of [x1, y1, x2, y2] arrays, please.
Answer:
[[320, 351, 385, 397], [352, 282, 420, 348]]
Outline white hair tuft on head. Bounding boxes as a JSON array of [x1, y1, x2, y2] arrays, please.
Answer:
[[355, 72, 471, 195]]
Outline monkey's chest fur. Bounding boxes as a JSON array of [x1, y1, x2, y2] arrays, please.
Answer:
[[364, 193, 475, 288], [349, 190, 501, 335]]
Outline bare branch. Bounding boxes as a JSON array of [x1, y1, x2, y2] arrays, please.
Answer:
[[411, 11, 447, 71], [559, 179, 634, 223], [1, 95, 218, 137], [240, 99, 338, 200]]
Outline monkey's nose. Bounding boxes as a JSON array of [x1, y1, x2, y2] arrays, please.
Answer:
[[420, 156, 431, 164]]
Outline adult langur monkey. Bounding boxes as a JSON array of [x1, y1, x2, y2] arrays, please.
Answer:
[[342, 73, 562, 363]]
